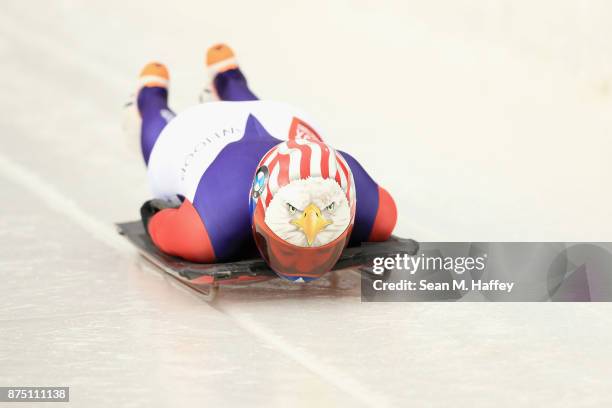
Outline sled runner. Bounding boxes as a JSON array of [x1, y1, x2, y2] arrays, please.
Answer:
[[117, 220, 418, 301]]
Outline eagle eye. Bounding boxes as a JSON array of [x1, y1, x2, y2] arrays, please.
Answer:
[[287, 203, 298, 215], [326, 202, 335, 212]]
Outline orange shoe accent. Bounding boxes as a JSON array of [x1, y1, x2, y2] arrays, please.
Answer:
[[139, 62, 169, 88], [206, 44, 235, 66], [206, 43, 238, 73], [140, 62, 169, 79]]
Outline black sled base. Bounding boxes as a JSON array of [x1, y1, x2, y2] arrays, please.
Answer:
[[117, 220, 418, 301]]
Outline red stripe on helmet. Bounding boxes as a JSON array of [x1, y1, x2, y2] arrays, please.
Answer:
[[321, 144, 330, 179], [334, 169, 341, 186], [265, 184, 273, 207], [336, 152, 351, 202], [287, 140, 312, 179], [264, 154, 280, 207], [277, 153, 290, 188]]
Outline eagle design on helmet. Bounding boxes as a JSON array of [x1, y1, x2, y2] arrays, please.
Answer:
[[250, 118, 356, 281]]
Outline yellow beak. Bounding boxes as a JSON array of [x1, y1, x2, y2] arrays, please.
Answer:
[[291, 203, 332, 246]]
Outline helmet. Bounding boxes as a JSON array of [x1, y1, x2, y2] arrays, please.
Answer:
[[249, 118, 356, 281]]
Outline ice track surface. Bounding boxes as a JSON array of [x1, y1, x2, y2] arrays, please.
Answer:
[[1, 1, 612, 407]]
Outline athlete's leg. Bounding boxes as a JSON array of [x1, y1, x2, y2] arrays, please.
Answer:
[[206, 44, 258, 101], [137, 62, 175, 164]]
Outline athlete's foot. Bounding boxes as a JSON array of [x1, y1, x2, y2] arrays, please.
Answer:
[[200, 43, 239, 102], [207, 43, 238, 74], [138, 62, 170, 89], [122, 62, 170, 152]]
